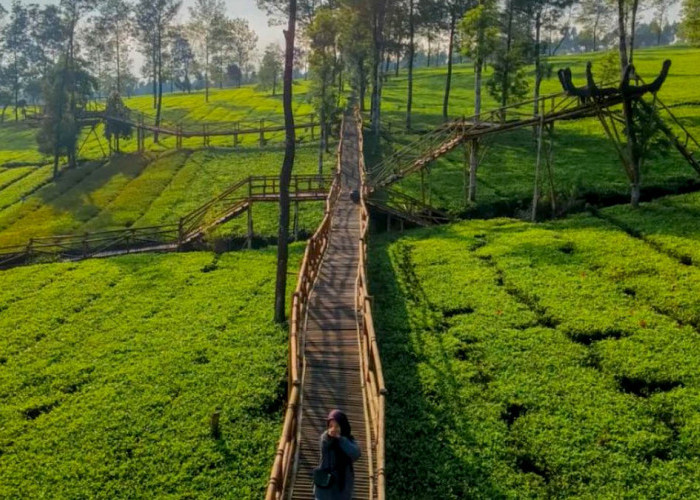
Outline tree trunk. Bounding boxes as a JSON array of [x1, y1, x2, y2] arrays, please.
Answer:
[[318, 85, 325, 175], [406, 0, 415, 130], [274, 0, 297, 324], [469, 57, 483, 203], [617, 0, 628, 79], [501, 0, 514, 110], [155, 30, 163, 144], [371, 0, 388, 140], [593, 13, 599, 52], [443, 13, 456, 122], [623, 96, 640, 207], [53, 147, 60, 180], [152, 47, 157, 109], [359, 60, 367, 111], [533, 12, 542, 118], [427, 36, 431, 67], [205, 47, 210, 103], [629, 0, 639, 66], [116, 29, 122, 94], [468, 140, 479, 202]]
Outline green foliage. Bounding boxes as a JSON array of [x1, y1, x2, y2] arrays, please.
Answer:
[[681, 0, 700, 46], [36, 58, 97, 170], [0, 247, 303, 498], [459, 2, 500, 62], [370, 193, 700, 498], [258, 43, 283, 96], [486, 51, 530, 106], [103, 91, 133, 152], [598, 50, 620, 84]]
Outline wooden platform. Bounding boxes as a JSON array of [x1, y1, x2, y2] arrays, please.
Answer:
[[290, 115, 371, 499]]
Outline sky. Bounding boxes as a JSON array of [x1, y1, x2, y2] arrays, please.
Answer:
[[21, 0, 285, 56], [204, 0, 284, 53]]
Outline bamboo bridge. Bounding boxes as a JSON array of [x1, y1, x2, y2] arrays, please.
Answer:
[[266, 109, 386, 499]]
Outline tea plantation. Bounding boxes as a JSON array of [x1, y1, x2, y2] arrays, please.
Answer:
[[369, 190, 700, 498], [0, 145, 333, 248], [0, 246, 302, 497]]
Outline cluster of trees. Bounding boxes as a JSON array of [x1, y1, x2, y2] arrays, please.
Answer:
[[0, 0, 260, 118]]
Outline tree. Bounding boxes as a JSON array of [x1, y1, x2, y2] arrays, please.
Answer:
[[307, 8, 341, 174], [133, 0, 181, 142], [259, 43, 283, 95], [576, 0, 614, 52], [2, 0, 31, 121], [487, 0, 529, 110], [226, 63, 242, 87], [230, 19, 258, 88], [338, 5, 372, 111], [37, 58, 97, 178], [187, 0, 225, 102], [0, 87, 12, 123], [171, 32, 195, 92], [91, 0, 133, 94], [274, 0, 298, 324], [526, 0, 574, 118], [681, 0, 700, 45], [28, 5, 65, 81], [104, 91, 132, 153], [442, 0, 474, 121], [460, 0, 499, 202]]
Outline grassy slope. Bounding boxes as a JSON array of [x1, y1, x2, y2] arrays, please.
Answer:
[[0, 145, 332, 247], [0, 79, 319, 166], [374, 46, 700, 215], [0, 246, 302, 498], [370, 190, 700, 498]]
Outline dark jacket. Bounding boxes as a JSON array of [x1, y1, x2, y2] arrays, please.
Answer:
[[313, 430, 361, 500]]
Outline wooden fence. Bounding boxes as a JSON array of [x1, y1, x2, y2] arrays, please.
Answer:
[[265, 119, 345, 500]]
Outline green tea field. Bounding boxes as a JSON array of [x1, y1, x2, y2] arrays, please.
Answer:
[[0, 246, 302, 497], [0, 145, 334, 248], [369, 190, 700, 498]]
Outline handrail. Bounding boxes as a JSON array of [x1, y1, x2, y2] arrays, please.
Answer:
[[354, 107, 387, 500], [265, 117, 345, 500]]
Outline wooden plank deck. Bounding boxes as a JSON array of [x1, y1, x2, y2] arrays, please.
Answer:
[[290, 114, 371, 499]]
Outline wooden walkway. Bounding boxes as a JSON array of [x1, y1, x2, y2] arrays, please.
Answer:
[[289, 113, 371, 499]]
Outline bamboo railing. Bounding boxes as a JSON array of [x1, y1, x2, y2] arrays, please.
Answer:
[[265, 118, 345, 500], [367, 89, 631, 190], [355, 108, 387, 500]]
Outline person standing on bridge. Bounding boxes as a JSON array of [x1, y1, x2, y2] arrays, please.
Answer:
[[313, 409, 361, 500]]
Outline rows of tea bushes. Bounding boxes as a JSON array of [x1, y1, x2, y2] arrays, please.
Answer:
[[601, 190, 700, 268], [369, 192, 700, 498], [0, 246, 301, 498], [0, 145, 331, 247]]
